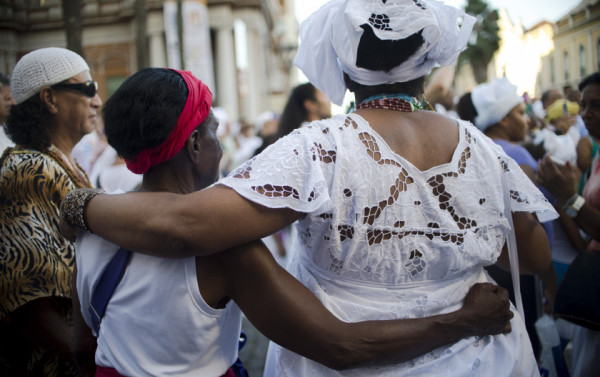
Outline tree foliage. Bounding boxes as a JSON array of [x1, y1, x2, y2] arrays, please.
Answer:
[[459, 0, 500, 83]]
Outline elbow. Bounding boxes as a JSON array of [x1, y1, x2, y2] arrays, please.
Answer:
[[314, 344, 360, 371]]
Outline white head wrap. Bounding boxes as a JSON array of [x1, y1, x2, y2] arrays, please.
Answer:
[[295, 0, 476, 106], [11, 47, 90, 105], [471, 78, 523, 132]]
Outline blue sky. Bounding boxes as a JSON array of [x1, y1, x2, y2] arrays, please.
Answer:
[[296, 0, 582, 29]]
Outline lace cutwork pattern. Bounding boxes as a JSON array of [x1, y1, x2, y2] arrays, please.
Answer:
[[427, 147, 478, 230], [413, 0, 426, 10], [311, 142, 336, 164], [405, 249, 426, 276], [369, 13, 392, 31], [221, 114, 556, 285], [251, 184, 300, 200]]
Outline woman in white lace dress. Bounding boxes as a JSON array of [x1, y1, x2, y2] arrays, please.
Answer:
[[62, 0, 557, 376]]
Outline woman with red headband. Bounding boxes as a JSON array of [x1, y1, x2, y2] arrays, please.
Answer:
[[69, 68, 514, 377]]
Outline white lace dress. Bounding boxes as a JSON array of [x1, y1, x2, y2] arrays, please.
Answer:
[[219, 113, 557, 377]]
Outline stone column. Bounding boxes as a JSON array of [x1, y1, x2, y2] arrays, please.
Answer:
[[236, 8, 268, 123], [148, 11, 167, 68], [209, 5, 239, 122]]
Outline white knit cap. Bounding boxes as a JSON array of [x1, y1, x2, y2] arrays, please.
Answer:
[[11, 47, 90, 105], [471, 78, 524, 132], [294, 0, 476, 106]]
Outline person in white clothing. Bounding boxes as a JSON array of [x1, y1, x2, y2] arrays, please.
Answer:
[[68, 68, 515, 377], [62, 1, 556, 376]]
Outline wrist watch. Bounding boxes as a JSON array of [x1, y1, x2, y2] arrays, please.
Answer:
[[563, 194, 585, 217]]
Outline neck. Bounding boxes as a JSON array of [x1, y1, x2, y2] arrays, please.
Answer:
[[484, 126, 510, 142], [306, 113, 321, 122], [137, 155, 198, 194], [50, 133, 77, 157], [355, 94, 429, 112], [355, 92, 423, 105]]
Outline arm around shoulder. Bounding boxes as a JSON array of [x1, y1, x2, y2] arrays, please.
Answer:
[[72, 185, 302, 258]]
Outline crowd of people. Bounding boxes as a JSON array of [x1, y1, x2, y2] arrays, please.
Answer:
[[0, 0, 599, 376]]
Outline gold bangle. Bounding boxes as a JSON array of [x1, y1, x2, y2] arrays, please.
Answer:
[[61, 189, 104, 232]]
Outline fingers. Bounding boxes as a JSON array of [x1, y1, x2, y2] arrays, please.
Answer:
[[496, 285, 509, 301], [462, 283, 517, 337], [503, 321, 512, 334]]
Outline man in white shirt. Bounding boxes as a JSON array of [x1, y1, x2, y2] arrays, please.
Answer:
[[0, 73, 15, 153]]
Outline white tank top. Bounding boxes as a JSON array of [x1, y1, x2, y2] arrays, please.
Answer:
[[76, 232, 242, 376]]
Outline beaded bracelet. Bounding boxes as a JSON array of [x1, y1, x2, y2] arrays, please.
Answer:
[[61, 189, 104, 232]]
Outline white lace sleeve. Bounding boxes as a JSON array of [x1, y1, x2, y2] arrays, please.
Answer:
[[500, 153, 558, 222], [218, 128, 333, 214], [470, 125, 558, 223]]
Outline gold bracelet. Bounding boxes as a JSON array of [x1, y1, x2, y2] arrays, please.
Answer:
[[61, 189, 104, 232]]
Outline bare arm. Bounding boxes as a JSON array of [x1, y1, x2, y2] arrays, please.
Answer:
[[71, 266, 97, 377], [576, 136, 593, 173], [206, 241, 513, 370], [81, 185, 302, 257], [538, 155, 600, 241], [495, 211, 552, 275], [424, 64, 456, 106]]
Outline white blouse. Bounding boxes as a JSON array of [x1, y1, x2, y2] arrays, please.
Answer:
[[220, 113, 556, 376]]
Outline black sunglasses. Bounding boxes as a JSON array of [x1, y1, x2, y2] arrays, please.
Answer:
[[51, 80, 98, 98]]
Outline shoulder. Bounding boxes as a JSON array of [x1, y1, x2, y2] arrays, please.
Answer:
[[1, 148, 52, 181], [2, 148, 63, 172], [264, 114, 351, 153], [1, 148, 76, 196], [297, 114, 357, 137]]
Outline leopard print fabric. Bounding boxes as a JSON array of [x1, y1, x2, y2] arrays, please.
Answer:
[[0, 146, 90, 376]]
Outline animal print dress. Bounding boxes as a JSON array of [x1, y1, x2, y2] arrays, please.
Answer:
[[0, 146, 91, 376]]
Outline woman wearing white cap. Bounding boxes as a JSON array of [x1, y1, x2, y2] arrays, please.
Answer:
[[0, 47, 101, 376], [62, 1, 556, 375]]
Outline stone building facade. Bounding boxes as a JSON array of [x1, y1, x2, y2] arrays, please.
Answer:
[[0, 0, 298, 123]]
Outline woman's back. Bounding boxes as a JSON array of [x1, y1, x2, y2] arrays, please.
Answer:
[[75, 232, 242, 377], [357, 109, 459, 172], [223, 113, 552, 286], [220, 112, 549, 376]]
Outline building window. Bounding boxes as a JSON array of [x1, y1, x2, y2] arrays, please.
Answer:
[[580, 44, 587, 78], [564, 51, 569, 83], [106, 76, 127, 98], [550, 57, 555, 84]]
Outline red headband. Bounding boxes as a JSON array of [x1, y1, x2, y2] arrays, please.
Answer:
[[125, 69, 213, 174]]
